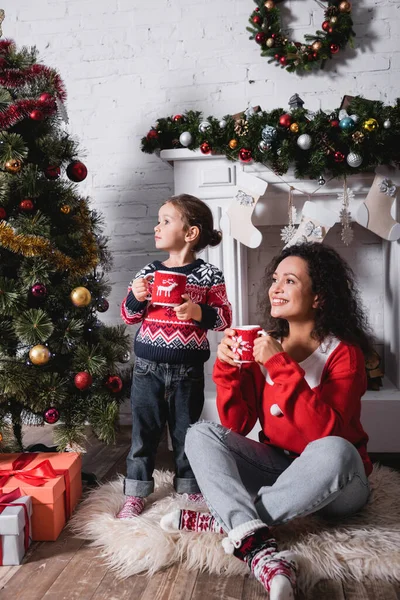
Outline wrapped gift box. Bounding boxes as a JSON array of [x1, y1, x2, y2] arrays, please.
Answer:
[[0, 489, 32, 565], [0, 452, 82, 541]]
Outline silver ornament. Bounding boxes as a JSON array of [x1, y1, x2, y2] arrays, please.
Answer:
[[258, 140, 271, 152], [383, 119, 392, 129], [346, 152, 363, 168], [297, 134, 312, 150], [199, 120, 211, 133], [261, 125, 277, 143], [318, 176, 326, 186], [219, 119, 227, 129], [179, 131, 193, 147]]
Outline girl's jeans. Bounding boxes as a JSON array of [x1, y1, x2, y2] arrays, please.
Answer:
[[124, 357, 204, 497], [185, 421, 370, 531]]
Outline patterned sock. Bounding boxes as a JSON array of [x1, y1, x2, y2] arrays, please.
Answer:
[[160, 509, 225, 533], [180, 492, 205, 504], [224, 523, 297, 600], [116, 496, 145, 519]]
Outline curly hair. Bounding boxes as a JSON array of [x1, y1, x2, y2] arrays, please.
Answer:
[[257, 242, 375, 358]]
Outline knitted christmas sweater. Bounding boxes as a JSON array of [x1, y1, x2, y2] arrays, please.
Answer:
[[121, 259, 232, 365], [213, 337, 372, 476]]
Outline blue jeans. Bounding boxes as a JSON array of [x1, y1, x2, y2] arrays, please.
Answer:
[[124, 357, 205, 497], [185, 422, 371, 531]]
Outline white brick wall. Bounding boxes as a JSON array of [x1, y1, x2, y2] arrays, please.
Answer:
[[3, 0, 400, 331]]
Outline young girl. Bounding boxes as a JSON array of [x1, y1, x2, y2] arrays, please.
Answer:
[[117, 194, 232, 518], [161, 242, 373, 600]]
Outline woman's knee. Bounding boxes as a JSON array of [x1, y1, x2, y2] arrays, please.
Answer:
[[184, 420, 220, 457], [305, 436, 364, 474]]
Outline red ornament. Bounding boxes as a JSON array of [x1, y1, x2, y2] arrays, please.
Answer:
[[74, 371, 93, 390], [146, 129, 158, 141], [330, 44, 340, 54], [0, 207, 6, 220], [253, 15, 262, 25], [200, 142, 211, 154], [239, 148, 252, 163], [322, 20, 330, 31], [30, 109, 45, 121], [255, 32, 266, 45], [334, 151, 345, 163], [19, 199, 34, 212], [106, 375, 123, 393], [307, 53, 314, 61], [274, 54, 280, 60], [66, 160, 88, 182], [39, 93, 53, 103], [44, 165, 61, 180], [44, 407, 60, 424], [173, 114, 184, 122], [279, 56, 287, 66], [330, 119, 340, 128], [279, 113, 292, 128], [31, 282, 47, 298]]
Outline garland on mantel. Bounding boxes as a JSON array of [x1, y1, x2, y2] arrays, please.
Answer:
[[141, 96, 400, 182], [247, 0, 355, 74]]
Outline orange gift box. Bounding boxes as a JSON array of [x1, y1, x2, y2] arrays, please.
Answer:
[[0, 452, 82, 541]]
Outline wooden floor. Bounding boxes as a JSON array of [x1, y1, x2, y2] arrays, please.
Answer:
[[1, 425, 399, 600]]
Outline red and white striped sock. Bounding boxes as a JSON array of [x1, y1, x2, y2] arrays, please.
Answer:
[[160, 509, 225, 533], [116, 496, 145, 519]]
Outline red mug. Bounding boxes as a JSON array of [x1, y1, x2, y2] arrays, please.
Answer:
[[144, 271, 187, 307], [232, 325, 263, 363]]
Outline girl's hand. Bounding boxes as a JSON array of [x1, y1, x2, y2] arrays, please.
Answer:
[[253, 333, 284, 365], [131, 278, 149, 302], [217, 328, 240, 367], [174, 294, 202, 321]]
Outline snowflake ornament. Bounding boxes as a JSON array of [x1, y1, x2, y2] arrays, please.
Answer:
[[280, 224, 297, 244]]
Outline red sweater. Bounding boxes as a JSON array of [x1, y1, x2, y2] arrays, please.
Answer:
[[213, 338, 372, 476]]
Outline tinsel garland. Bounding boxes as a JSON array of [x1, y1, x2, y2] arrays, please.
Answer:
[[0, 200, 99, 276], [141, 97, 400, 180], [0, 62, 67, 101], [0, 97, 55, 130]]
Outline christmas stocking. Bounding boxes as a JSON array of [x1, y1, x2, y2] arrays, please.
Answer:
[[283, 200, 337, 248], [221, 171, 268, 248], [355, 167, 400, 241]]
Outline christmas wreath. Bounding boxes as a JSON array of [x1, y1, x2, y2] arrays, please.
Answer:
[[141, 96, 400, 181], [247, 0, 355, 74]]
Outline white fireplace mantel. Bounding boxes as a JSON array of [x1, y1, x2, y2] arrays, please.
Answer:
[[161, 149, 400, 452]]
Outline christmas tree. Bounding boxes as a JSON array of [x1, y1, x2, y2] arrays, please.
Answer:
[[0, 36, 131, 452]]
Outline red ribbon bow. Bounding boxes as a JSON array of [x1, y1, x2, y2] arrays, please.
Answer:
[[0, 488, 30, 566], [0, 453, 71, 519]]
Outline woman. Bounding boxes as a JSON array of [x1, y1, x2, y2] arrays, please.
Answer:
[[161, 242, 374, 600]]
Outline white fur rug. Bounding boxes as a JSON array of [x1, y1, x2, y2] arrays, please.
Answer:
[[71, 464, 400, 591]]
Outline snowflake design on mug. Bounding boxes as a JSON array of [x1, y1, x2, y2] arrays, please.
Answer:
[[232, 335, 252, 358]]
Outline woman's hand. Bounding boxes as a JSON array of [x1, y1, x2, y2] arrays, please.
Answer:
[[253, 333, 284, 365], [131, 278, 149, 302], [174, 294, 202, 321], [217, 328, 240, 366]]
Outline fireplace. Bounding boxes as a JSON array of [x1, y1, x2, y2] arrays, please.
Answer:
[[160, 149, 400, 451]]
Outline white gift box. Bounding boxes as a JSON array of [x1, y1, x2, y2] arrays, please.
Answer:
[[0, 495, 32, 565]]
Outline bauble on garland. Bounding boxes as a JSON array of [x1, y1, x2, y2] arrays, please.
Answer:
[[70, 286, 92, 307], [44, 407, 60, 424], [29, 345, 51, 365], [74, 371, 93, 390]]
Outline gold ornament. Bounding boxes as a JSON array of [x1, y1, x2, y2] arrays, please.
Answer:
[[290, 123, 299, 133], [266, 38, 275, 48], [0, 432, 2, 442], [4, 159, 22, 174], [339, 1, 352, 12], [312, 41, 323, 52], [352, 131, 365, 143], [234, 119, 248, 136], [363, 118, 379, 132], [29, 344, 51, 365], [229, 139, 238, 149], [330, 16, 338, 24], [264, 0, 275, 8], [61, 204, 71, 214], [70, 286, 92, 307]]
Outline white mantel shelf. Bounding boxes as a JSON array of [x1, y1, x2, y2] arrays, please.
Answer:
[[161, 149, 400, 452]]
